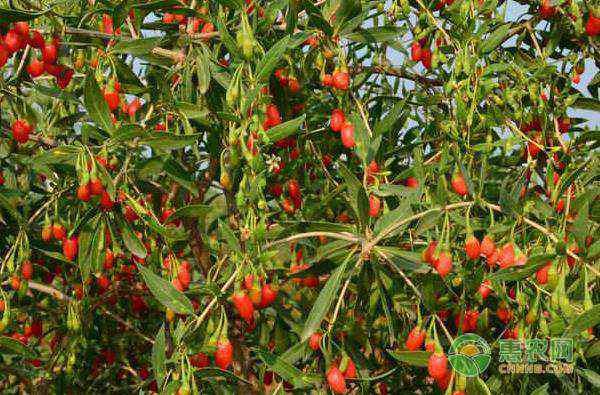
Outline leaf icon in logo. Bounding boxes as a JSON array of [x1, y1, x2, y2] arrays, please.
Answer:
[[448, 354, 480, 377]]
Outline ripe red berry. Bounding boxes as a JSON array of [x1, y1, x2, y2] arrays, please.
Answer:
[[436, 251, 452, 277], [232, 291, 255, 324], [309, 332, 323, 351], [421, 48, 432, 70], [14, 22, 30, 38], [422, 241, 438, 265], [214, 339, 233, 370], [288, 77, 300, 93], [326, 366, 347, 394], [288, 179, 301, 200], [52, 223, 66, 240], [451, 173, 468, 196], [405, 176, 419, 188], [11, 276, 21, 290], [585, 13, 600, 37], [322, 73, 333, 86], [478, 279, 492, 300], [104, 91, 120, 111], [42, 43, 58, 64], [539, 0, 555, 19], [100, 191, 114, 210], [427, 352, 448, 381], [330, 109, 346, 132], [480, 235, 495, 257], [89, 178, 104, 196], [4, 30, 23, 53], [465, 235, 481, 260], [342, 358, 356, 379], [63, 237, 78, 261], [535, 262, 551, 284], [0, 48, 8, 68], [11, 119, 32, 144], [340, 122, 355, 148], [22, 260, 33, 280], [103, 250, 114, 270], [56, 67, 74, 89], [29, 30, 44, 48], [190, 352, 210, 368], [405, 326, 426, 351], [258, 283, 278, 308], [27, 57, 45, 78], [369, 195, 381, 217], [411, 42, 422, 61], [77, 183, 91, 202], [332, 71, 349, 90], [498, 243, 516, 268]]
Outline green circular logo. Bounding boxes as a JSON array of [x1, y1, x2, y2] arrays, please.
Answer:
[[448, 334, 491, 377]]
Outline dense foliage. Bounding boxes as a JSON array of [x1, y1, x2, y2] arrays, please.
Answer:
[[0, 0, 599, 393]]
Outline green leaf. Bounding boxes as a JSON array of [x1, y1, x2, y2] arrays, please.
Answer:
[[175, 102, 209, 120], [196, 47, 211, 95], [152, 326, 166, 386], [170, 204, 211, 220], [0, 336, 38, 358], [0, 8, 48, 22], [256, 36, 291, 81], [253, 349, 319, 389], [372, 96, 410, 137], [578, 368, 600, 388], [280, 341, 308, 365], [530, 383, 549, 395], [163, 158, 198, 194], [111, 37, 163, 56], [265, 114, 306, 143], [137, 264, 194, 314], [388, 350, 432, 367], [119, 217, 147, 258], [219, 220, 241, 252], [300, 256, 350, 342], [572, 97, 600, 112], [466, 377, 493, 395], [374, 199, 412, 238], [194, 367, 253, 384], [564, 304, 600, 336], [140, 133, 201, 151], [343, 26, 404, 43], [478, 24, 510, 54], [84, 74, 115, 134], [34, 248, 73, 264], [488, 255, 554, 282]]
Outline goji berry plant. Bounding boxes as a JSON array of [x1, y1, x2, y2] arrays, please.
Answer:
[[0, 0, 599, 394]]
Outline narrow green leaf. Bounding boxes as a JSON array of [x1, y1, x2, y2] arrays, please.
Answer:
[[265, 114, 306, 143], [564, 305, 600, 336], [300, 257, 350, 342], [0, 336, 38, 358], [119, 217, 147, 258], [219, 220, 241, 252], [84, 74, 115, 134], [112, 38, 164, 55], [254, 349, 319, 389], [152, 326, 166, 386], [137, 264, 194, 314], [343, 26, 404, 43], [478, 24, 510, 54], [256, 36, 291, 81], [388, 350, 432, 367]]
